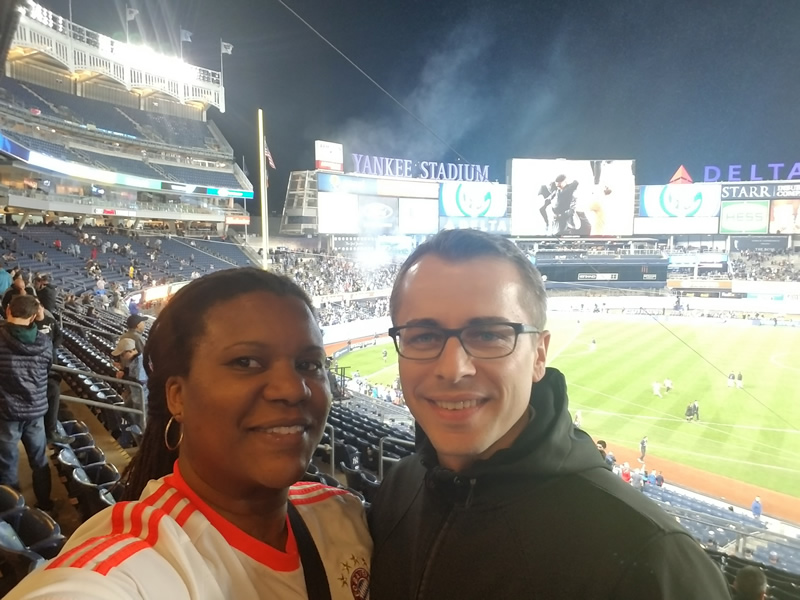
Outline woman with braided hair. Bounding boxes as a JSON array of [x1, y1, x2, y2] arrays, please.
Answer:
[[8, 268, 372, 600]]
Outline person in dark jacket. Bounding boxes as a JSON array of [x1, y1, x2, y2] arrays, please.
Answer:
[[33, 274, 57, 314], [0, 295, 54, 510], [119, 314, 148, 354], [370, 229, 729, 600], [33, 303, 71, 444]]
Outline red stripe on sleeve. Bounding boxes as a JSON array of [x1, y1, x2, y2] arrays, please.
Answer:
[[92, 540, 151, 576], [45, 534, 115, 570], [70, 534, 137, 569], [174, 503, 196, 527]]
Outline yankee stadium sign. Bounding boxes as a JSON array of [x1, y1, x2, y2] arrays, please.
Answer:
[[351, 153, 489, 182]]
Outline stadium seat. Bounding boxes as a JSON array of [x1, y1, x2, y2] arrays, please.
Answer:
[[339, 462, 381, 503], [0, 521, 44, 591], [3, 507, 65, 560], [0, 486, 25, 520], [72, 463, 121, 491]]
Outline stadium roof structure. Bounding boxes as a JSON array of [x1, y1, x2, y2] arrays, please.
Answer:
[[8, 1, 225, 112]]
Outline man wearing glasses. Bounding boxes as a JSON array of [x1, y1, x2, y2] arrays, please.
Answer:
[[368, 228, 728, 599]]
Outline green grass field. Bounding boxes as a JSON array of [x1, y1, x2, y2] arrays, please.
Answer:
[[339, 317, 800, 498]]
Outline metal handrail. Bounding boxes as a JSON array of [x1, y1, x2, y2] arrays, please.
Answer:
[[323, 423, 335, 476], [62, 322, 121, 339], [58, 394, 144, 419], [378, 436, 415, 481], [51, 363, 147, 428]]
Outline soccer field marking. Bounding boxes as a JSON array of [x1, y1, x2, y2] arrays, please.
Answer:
[[571, 407, 800, 435], [769, 353, 800, 374], [547, 322, 584, 363], [599, 436, 800, 475], [364, 363, 399, 380], [570, 383, 800, 461]]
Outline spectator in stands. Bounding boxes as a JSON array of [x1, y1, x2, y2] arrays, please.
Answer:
[[33, 274, 57, 314], [118, 314, 148, 355], [751, 496, 762, 519], [656, 471, 665, 486], [731, 565, 768, 600], [370, 228, 729, 599], [0, 296, 54, 512], [111, 337, 147, 429], [0, 260, 11, 293], [32, 302, 70, 445], [6, 268, 371, 599], [1, 272, 33, 313]]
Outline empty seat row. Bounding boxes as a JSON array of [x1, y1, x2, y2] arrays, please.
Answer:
[[0, 486, 65, 593]]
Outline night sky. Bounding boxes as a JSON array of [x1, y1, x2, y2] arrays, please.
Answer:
[[37, 0, 800, 214]]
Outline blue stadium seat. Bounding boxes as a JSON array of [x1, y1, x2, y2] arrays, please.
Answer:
[[0, 521, 44, 589], [0, 129, 82, 162], [157, 163, 242, 188], [79, 149, 163, 179], [3, 507, 65, 560], [0, 486, 25, 520]]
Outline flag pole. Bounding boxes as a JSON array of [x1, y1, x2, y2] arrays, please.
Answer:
[[258, 109, 269, 270], [179, 25, 183, 61], [219, 38, 224, 87], [242, 156, 248, 243], [125, 5, 130, 44]]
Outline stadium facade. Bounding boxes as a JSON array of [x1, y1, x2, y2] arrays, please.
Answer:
[[280, 143, 799, 295], [0, 1, 252, 236]]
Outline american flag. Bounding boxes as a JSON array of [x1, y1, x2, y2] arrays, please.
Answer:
[[263, 137, 276, 170]]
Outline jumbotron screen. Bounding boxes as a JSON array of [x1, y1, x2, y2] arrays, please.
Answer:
[[509, 159, 635, 236]]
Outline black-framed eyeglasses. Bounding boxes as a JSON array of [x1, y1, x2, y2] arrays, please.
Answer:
[[388, 322, 540, 360]]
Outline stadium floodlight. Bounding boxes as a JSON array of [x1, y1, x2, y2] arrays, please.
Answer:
[[114, 43, 195, 81]]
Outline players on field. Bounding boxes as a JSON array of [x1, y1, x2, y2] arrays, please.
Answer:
[[664, 377, 672, 392], [727, 371, 736, 388], [737, 371, 743, 389], [652, 381, 662, 398], [382, 348, 388, 363], [590, 338, 596, 352]]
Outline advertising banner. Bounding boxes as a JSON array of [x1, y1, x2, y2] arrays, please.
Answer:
[[375, 178, 440, 199], [769, 199, 800, 234], [633, 217, 720, 235], [667, 279, 733, 290], [317, 173, 378, 196], [720, 184, 777, 200], [357, 196, 399, 236], [668, 253, 728, 267], [225, 215, 251, 225], [314, 140, 344, 173], [399, 197, 438, 234], [438, 216, 512, 234], [439, 182, 508, 218], [639, 183, 722, 217], [317, 191, 359, 234], [718, 200, 770, 234], [509, 159, 635, 236], [730, 235, 790, 253]]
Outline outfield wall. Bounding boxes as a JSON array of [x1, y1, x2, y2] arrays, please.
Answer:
[[320, 295, 800, 347], [548, 295, 800, 316]]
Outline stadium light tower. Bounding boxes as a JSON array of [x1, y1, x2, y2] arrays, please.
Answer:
[[257, 108, 269, 269]]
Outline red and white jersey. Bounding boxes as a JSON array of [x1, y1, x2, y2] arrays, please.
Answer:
[[7, 468, 372, 600]]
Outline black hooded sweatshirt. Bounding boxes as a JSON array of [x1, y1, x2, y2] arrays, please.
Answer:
[[368, 367, 730, 600]]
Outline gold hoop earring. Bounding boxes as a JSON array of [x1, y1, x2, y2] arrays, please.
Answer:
[[164, 415, 183, 451]]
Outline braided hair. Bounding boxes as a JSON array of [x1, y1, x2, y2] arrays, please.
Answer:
[[121, 267, 316, 500]]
